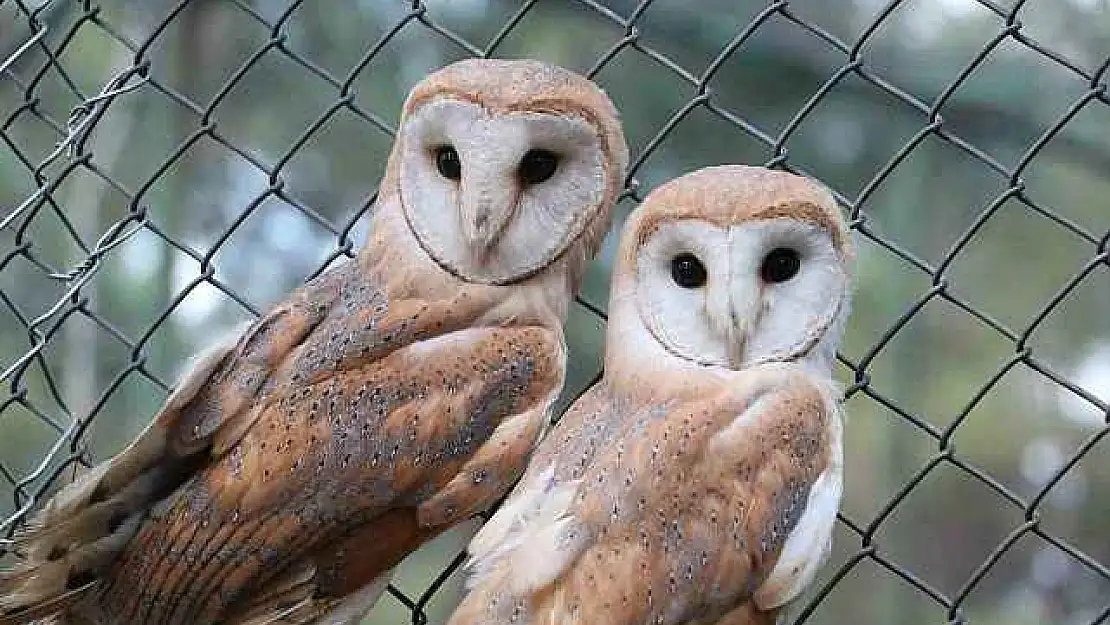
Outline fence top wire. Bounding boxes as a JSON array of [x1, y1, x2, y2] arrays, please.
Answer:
[[1, 1, 1108, 623]]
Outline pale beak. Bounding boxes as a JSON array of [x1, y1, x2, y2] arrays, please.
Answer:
[[725, 279, 762, 368], [459, 165, 519, 254], [724, 228, 764, 368]]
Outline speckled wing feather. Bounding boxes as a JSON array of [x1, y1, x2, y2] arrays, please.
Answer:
[[451, 366, 841, 625], [0, 259, 564, 625], [460, 381, 617, 587], [0, 262, 354, 623]]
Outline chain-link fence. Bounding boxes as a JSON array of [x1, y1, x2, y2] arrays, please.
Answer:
[[1, 1, 1108, 624]]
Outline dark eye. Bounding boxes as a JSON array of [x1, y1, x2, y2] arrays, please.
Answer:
[[518, 149, 559, 185], [760, 247, 801, 283], [434, 146, 461, 180], [670, 253, 707, 289]]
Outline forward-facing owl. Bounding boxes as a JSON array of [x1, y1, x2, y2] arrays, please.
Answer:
[[0, 58, 628, 625], [448, 165, 854, 625]]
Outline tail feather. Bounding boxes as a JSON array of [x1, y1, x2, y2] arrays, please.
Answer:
[[227, 563, 317, 625], [0, 514, 141, 613], [0, 580, 95, 625], [228, 569, 393, 625], [19, 326, 235, 538], [0, 329, 242, 623], [0, 448, 166, 623], [12, 467, 164, 560]]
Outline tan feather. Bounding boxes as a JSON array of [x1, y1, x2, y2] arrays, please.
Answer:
[[449, 166, 852, 625], [0, 582, 94, 625], [1, 58, 627, 625]]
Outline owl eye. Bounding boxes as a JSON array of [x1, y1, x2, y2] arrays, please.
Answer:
[[518, 149, 559, 185], [434, 146, 461, 180], [760, 247, 801, 283], [670, 253, 707, 289]]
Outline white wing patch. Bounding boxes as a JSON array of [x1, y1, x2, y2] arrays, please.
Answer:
[[464, 462, 585, 594], [465, 463, 559, 572], [753, 406, 844, 610]]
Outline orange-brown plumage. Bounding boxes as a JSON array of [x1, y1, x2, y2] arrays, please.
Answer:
[[449, 166, 852, 625], [0, 57, 627, 625], [450, 372, 837, 625], [0, 254, 566, 625]]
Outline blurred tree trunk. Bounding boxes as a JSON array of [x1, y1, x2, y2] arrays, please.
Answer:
[[61, 44, 137, 439], [154, 0, 227, 375]]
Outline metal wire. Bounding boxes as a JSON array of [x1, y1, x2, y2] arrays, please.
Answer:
[[1, 1, 1107, 623]]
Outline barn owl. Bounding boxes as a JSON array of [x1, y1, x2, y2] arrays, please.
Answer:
[[448, 165, 854, 625], [0, 58, 628, 625]]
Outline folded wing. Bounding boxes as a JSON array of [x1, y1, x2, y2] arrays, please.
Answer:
[[451, 368, 842, 625]]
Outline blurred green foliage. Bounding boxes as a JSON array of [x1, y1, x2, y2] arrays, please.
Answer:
[[0, 1, 1107, 623]]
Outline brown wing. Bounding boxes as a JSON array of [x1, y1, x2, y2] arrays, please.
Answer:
[[699, 602, 779, 625], [90, 323, 562, 624], [0, 260, 359, 622], [0, 258, 553, 625], [450, 368, 840, 625], [459, 380, 617, 587]]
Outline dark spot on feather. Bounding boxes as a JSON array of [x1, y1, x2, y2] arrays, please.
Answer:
[[66, 570, 96, 590], [107, 511, 127, 533], [47, 545, 66, 561], [88, 483, 108, 505]]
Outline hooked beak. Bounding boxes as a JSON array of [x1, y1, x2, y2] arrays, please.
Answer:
[[724, 279, 762, 369], [459, 169, 519, 254], [707, 228, 764, 369]]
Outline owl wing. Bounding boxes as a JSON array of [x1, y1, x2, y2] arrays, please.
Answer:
[[0, 261, 359, 620], [449, 367, 843, 625], [460, 381, 616, 590], [91, 322, 564, 624], [0, 258, 531, 622], [225, 561, 393, 625]]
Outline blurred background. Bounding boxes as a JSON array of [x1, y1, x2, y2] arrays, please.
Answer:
[[0, 1, 1107, 623]]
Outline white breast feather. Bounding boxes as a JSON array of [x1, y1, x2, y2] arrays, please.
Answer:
[[753, 405, 844, 610], [464, 463, 584, 594]]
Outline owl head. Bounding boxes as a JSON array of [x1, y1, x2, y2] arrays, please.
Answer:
[[607, 165, 854, 375], [381, 58, 628, 287]]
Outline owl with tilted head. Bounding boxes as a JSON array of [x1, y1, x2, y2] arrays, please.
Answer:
[[0, 58, 628, 625]]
